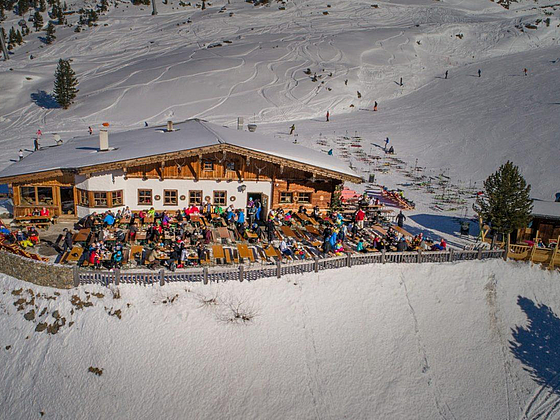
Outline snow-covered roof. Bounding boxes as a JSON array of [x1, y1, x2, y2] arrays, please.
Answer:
[[532, 199, 560, 220], [0, 120, 360, 181]]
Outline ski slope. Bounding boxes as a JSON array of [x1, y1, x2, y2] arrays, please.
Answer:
[[1, 260, 560, 419], [0, 0, 559, 200]]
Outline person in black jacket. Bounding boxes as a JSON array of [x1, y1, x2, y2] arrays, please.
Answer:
[[396, 211, 406, 228], [62, 228, 73, 253]]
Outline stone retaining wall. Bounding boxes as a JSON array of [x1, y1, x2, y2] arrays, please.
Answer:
[[0, 251, 75, 289]]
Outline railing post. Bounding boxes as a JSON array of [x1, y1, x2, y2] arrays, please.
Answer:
[[72, 265, 79, 287], [449, 249, 454, 262], [477, 248, 482, 260], [346, 252, 352, 268], [238, 265, 244, 282], [159, 268, 165, 286], [276, 260, 282, 278], [382, 248, 386, 264], [314, 257, 319, 273], [115, 268, 120, 285], [417, 249, 422, 263], [203, 267, 209, 284], [504, 233, 510, 261]]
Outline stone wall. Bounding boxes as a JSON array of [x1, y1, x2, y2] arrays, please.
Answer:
[[0, 251, 75, 289]]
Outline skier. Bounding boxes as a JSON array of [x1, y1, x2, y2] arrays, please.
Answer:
[[33, 137, 40, 151], [399, 77, 403, 86], [88, 126, 93, 135], [328, 149, 333, 155], [144, 121, 149, 127], [344, 79, 348, 86], [36, 129, 42, 138], [373, 101, 378, 111], [384, 137, 389, 151], [326, 110, 330, 122], [445, 70, 448, 79], [289, 124, 295, 135], [18, 149, 23, 161], [478, 69, 481, 77], [357, 91, 361, 99], [396, 210, 406, 228], [523, 68, 528, 76]]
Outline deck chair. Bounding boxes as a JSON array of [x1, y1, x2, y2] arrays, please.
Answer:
[[281, 226, 298, 239], [200, 249, 211, 265], [224, 247, 239, 264], [393, 225, 413, 238], [305, 225, 321, 236], [212, 244, 226, 264], [264, 246, 280, 261], [237, 243, 255, 263]]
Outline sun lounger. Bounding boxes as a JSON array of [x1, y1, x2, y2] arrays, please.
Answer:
[[237, 243, 255, 263], [212, 244, 226, 264]]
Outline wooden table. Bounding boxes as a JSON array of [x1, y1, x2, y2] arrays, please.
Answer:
[[74, 228, 91, 242]]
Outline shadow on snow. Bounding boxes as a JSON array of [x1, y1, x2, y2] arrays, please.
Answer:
[[510, 296, 560, 392], [31, 90, 59, 109]]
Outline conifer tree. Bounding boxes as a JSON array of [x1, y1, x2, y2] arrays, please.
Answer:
[[45, 20, 55, 43], [473, 161, 533, 234], [17, 0, 29, 15], [8, 26, 16, 46], [39, 0, 46, 11], [33, 10, 43, 31], [15, 28, 22, 43], [53, 58, 78, 109]]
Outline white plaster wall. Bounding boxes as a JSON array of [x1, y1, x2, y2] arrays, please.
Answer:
[[74, 170, 272, 217]]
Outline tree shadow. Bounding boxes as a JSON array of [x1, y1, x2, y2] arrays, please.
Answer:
[[510, 296, 560, 392], [30, 90, 59, 109]]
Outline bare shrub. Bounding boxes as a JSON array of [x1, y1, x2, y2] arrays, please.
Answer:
[[216, 295, 260, 324], [194, 291, 220, 308]]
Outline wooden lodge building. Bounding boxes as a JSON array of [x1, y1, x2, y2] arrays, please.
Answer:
[[0, 119, 361, 219]]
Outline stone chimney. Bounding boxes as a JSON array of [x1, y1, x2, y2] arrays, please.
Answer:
[[99, 129, 109, 151], [167, 121, 174, 132]]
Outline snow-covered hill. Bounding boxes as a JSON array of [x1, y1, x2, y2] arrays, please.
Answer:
[[1, 260, 560, 419], [1, 0, 559, 199]]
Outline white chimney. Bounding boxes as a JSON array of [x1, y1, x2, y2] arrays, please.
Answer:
[[167, 121, 174, 132], [99, 129, 109, 151]]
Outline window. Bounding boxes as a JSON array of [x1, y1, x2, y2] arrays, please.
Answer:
[[202, 160, 214, 172], [20, 186, 36, 205], [78, 189, 89, 206], [296, 192, 311, 204], [36, 187, 54, 205], [280, 192, 293, 203], [164, 189, 178, 206], [189, 190, 202, 206], [138, 189, 152, 205], [93, 192, 108, 207], [213, 191, 227, 206], [112, 190, 123, 207], [226, 161, 236, 171]]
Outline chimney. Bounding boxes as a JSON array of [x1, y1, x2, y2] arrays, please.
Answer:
[[167, 121, 174, 132], [99, 129, 109, 151]]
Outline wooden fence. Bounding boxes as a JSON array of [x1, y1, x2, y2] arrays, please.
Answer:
[[507, 243, 560, 269], [76, 249, 506, 286]]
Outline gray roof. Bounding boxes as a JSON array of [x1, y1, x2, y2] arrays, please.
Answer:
[[532, 199, 560, 220], [0, 119, 359, 181]]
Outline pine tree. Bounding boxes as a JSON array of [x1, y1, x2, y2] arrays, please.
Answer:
[[39, 0, 46, 11], [17, 0, 29, 15], [56, 3, 63, 23], [45, 20, 55, 43], [330, 184, 343, 211], [53, 58, 78, 109], [15, 28, 22, 43], [0, 3, 5, 21], [473, 161, 533, 234], [33, 10, 43, 31], [8, 26, 16, 46]]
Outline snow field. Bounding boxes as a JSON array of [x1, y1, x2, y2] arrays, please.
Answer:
[[1, 260, 560, 419]]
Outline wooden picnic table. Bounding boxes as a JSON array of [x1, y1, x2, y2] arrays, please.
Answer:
[[74, 228, 91, 242], [393, 225, 413, 237], [281, 226, 298, 238]]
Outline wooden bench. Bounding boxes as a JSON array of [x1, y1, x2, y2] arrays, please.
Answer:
[[66, 246, 83, 263], [237, 243, 255, 263], [212, 244, 226, 264]]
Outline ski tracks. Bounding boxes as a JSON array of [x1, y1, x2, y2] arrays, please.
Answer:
[[399, 273, 458, 420]]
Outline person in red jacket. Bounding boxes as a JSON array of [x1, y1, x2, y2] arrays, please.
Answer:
[[355, 209, 366, 229]]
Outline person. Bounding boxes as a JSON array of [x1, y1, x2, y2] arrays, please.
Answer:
[[34, 137, 40, 151], [396, 210, 406, 228], [445, 70, 448, 79], [18, 150, 23, 161], [396, 237, 407, 252], [112, 249, 123, 269], [265, 219, 275, 242], [62, 228, 73, 253], [145, 121, 149, 127], [40, 207, 49, 217], [89, 248, 101, 269], [387, 146, 394, 154], [103, 211, 115, 226], [289, 124, 295, 135], [88, 126, 93, 135], [36, 129, 42, 138], [478, 69, 481, 77], [355, 208, 365, 229], [356, 238, 364, 252], [399, 77, 403, 86], [28, 227, 39, 245], [523, 68, 527, 76], [254, 200, 262, 222], [328, 149, 333, 155], [384, 137, 389, 151], [279, 239, 293, 258], [326, 110, 330, 122], [373, 101, 378, 111]]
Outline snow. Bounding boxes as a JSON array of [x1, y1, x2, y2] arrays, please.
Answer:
[[1, 260, 560, 419], [0, 119, 359, 179], [532, 199, 560, 219]]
